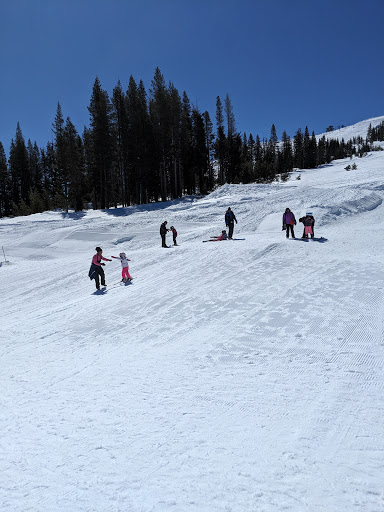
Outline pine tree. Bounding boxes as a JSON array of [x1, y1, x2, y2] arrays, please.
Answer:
[[214, 96, 227, 185], [0, 142, 10, 217], [191, 107, 208, 194], [224, 93, 236, 140], [8, 123, 29, 209], [112, 80, 130, 206], [149, 67, 171, 201], [180, 91, 193, 195], [317, 136, 327, 166], [309, 132, 318, 168], [52, 103, 67, 208], [26, 140, 44, 213], [281, 131, 293, 173], [41, 141, 56, 208], [64, 117, 84, 211], [302, 126, 311, 168], [293, 128, 304, 169], [239, 133, 252, 183], [88, 77, 115, 209], [136, 80, 152, 204], [203, 111, 215, 190], [168, 82, 182, 198]]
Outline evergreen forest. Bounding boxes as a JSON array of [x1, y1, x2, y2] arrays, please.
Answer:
[[1, 67, 383, 218]]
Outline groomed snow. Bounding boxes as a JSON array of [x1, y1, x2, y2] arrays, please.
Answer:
[[316, 115, 384, 142], [1, 150, 383, 511]]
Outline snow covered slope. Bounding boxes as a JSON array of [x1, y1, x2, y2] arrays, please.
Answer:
[[1, 149, 384, 511], [316, 114, 384, 142]]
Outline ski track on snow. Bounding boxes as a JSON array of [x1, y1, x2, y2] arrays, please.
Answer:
[[0, 146, 384, 511]]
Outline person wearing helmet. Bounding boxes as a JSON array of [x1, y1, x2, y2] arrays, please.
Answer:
[[169, 226, 178, 246], [111, 252, 132, 282], [299, 213, 315, 239]]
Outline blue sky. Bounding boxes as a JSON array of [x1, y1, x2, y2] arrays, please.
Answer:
[[1, 0, 383, 154]]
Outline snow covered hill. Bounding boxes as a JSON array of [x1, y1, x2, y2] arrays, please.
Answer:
[[1, 144, 384, 510], [316, 114, 384, 142]]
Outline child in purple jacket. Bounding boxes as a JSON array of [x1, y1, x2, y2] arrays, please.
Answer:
[[282, 208, 296, 238]]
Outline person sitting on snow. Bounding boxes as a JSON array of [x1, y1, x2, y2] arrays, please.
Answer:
[[204, 230, 228, 242]]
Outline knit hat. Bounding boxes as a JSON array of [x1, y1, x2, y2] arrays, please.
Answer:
[[120, 252, 126, 258], [95, 247, 102, 252]]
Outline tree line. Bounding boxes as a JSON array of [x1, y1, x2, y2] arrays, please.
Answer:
[[0, 68, 382, 218]]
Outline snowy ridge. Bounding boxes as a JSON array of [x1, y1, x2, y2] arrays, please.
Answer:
[[1, 141, 384, 510], [316, 114, 384, 142]]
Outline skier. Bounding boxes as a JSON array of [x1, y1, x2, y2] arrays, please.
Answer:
[[160, 221, 169, 248], [169, 226, 178, 246], [111, 252, 132, 282], [225, 207, 237, 239], [203, 230, 228, 242], [89, 247, 112, 290], [282, 207, 297, 238], [299, 213, 315, 239]]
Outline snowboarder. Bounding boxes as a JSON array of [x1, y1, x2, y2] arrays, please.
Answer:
[[89, 247, 112, 290], [111, 252, 132, 282], [225, 207, 238, 239], [160, 221, 169, 248], [203, 230, 228, 242], [282, 208, 297, 238], [170, 226, 178, 246], [299, 213, 315, 239]]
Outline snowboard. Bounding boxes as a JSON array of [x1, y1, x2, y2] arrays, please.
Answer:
[[121, 278, 133, 285], [292, 237, 327, 242]]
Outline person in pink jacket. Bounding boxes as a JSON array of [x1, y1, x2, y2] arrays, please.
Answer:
[[89, 247, 112, 290], [203, 230, 228, 242], [111, 252, 132, 282]]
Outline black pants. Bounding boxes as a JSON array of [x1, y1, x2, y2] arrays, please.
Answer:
[[228, 222, 234, 239], [161, 234, 167, 247], [173, 235, 177, 246], [286, 224, 295, 238], [94, 266, 106, 289]]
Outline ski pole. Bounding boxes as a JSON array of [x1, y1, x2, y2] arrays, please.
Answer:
[[2, 246, 7, 263]]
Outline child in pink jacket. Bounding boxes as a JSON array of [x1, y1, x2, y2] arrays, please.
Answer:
[[111, 252, 132, 282], [203, 230, 228, 242]]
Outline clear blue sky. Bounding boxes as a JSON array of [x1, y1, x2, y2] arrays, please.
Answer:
[[1, 0, 383, 154]]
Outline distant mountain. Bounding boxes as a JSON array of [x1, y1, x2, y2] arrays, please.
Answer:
[[316, 115, 384, 142]]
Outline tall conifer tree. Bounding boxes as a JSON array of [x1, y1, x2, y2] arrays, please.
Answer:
[[9, 123, 29, 210], [88, 77, 115, 209], [214, 96, 226, 185], [0, 142, 10, 217]]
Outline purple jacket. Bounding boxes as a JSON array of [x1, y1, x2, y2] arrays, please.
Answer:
[[283, 212, 296, 225]]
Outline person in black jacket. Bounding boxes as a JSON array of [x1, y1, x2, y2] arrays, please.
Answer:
[[160, 221, 169, 247], [225, 207, 238, 239], [170, 226, 178, 246], [299, 213, 315, 239]]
